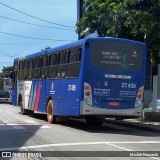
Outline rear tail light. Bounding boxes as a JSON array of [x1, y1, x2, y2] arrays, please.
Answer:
[[84, 82, 92, 105], [138, 95, 142, 99], [135, 86, 144, 108], [85, 85, 91, 90], [85, 92, 91, 96]]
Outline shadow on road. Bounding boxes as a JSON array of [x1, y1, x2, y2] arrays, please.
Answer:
[[29, 113, 160, 137], [0, 106, 44, 154], [0, 124, 43, 150]]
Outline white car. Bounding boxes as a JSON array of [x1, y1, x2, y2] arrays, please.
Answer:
[[143, 100, 160, 112], [0, 90, 12, 104]]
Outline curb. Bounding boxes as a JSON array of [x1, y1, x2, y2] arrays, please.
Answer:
[[105, 119, 160, 133]]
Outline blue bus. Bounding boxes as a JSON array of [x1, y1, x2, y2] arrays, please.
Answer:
[[11, 37, 146, 124]]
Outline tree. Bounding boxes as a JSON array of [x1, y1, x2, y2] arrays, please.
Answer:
[[76, 0, 160, 63], [1, 66, 14, 78], [0, 66, 13, 89], [0, 76, 3, 90]]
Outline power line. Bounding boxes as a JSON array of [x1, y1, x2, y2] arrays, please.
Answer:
[[0, 2, 75, 29], [0, 42, 53, 46], [0, 30, 75, 41], [0, 48, 19, 58], [0, 52, 17, 58], [0, 47, 19, 57], [0, 61, 12, 63], [0, 15, 75, 32]]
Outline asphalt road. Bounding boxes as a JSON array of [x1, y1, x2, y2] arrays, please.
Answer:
[[0, 103, 160, 160]]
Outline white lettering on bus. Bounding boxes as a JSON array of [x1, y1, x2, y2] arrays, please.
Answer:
[[68, 85, 76, 91]]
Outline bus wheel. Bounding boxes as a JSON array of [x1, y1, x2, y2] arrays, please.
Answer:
[[47, 100, 57, 124], [19, 99, 26, 115]]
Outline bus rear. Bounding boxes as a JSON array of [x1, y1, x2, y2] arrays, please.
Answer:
[[81, 38, 146, 118]]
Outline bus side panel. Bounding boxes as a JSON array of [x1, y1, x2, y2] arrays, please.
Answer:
[[58, 100, 80, 115], [46, 80, 60, 114], [28, 81, 37, 110], [12, 85, 17, 106], [35, 80, 46, 113], [56, 79, 81, 116], [27, 80, 45, 112]]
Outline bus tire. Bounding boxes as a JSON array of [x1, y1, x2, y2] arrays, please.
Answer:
[[47, 100, 57, 124], [19, 99, 26, 115]]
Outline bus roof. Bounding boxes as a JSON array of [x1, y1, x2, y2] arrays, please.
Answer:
[[14, 37, 146, 62]]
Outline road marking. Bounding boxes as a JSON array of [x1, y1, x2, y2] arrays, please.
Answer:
[[0, 121, 51, 130], [0, 123, 46, 126], [11, 124, 26, 130], [0, 141, 160, 151], [106, 141, 160, 144], [40, 125, 51, 129], [105, 143, 160, 160], [25, 120, 37, 124], [0, 141, 159, 159], [0, 142, 105, 151], [106, 143, 132, 151]]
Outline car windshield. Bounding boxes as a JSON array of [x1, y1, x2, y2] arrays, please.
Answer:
[[0, 91, 10, 98]]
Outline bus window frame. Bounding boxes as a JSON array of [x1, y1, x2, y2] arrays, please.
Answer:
[[16, 45, 82, 80], [23, 59, 29, 80], [41, 55, 48, 79]]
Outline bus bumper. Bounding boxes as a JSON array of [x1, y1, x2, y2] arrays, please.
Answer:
[[80, 101, 142, 117]]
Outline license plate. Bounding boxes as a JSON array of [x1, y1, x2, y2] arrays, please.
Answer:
[[109, 101, 120, 106]]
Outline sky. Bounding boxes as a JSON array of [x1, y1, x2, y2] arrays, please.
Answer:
[[0, 0, 78, 71]]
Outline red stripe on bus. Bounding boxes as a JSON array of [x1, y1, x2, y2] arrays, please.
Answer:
[[34, 82, 40, 111]]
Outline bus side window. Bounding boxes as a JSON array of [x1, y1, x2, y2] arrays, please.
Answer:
[[39, 57, 43, 68], [28, 59, 34, 80], [57, 51, 66, 78], [13, 62, 18, 85], [34, 57, 41, 79], [24, 59, 29, 80], [69, 48, 78, 63], [41, 55, 48, 79], [77, 48, 82, 61], [42, 55, 47, 67], [35, 58, 39, 68], [47, 53, 57, 79], [18, 61, 24, 80], [48, 55, 51, 66], [65, 50, 70, 64], [59, 52, 66, 64], [67, 47, 82, 78], [50, 53, 58, 66]]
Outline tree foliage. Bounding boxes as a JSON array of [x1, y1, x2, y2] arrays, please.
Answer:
[[76, 0, 160, 63], [1, 66, 14, 78], [0, 66, 13, 89]]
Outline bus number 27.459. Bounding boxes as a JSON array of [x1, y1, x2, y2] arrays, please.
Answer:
[[121, 83, 136, 89]]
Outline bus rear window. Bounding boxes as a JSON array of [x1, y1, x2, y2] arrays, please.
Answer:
[[91, 41, 143, 71]]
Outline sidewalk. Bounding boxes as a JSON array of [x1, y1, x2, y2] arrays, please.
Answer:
[[105, 118, 160, 133]]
